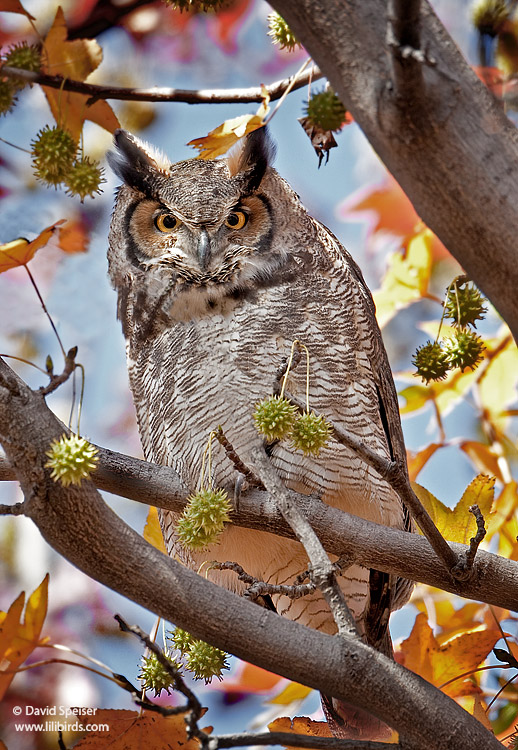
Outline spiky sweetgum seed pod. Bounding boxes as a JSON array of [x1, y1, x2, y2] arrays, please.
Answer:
[[31, 126, 76, 186], [138, 652, 179, 696], [472, 0, 508, 36], [291, 411, 331, 456], [171, 628, 194, 654], [446, 330, 485, 371], [184, 488, 231, 534], [186, 640, 229, 683], [65, 157, 105, 201], [412, 341, 450, 383], [0, 80, 15, 116], [304, 89, 347, 133], [444, 283, 488, 328], [163, 0, 230, 11], [45, 434, 98, 487], [267, 12, 301, 51], [253, 395, 297, 441], [4, 42, 41, 89]]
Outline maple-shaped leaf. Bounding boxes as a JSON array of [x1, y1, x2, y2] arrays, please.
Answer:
[[0, 0, 35, 18], [412, 474, 496, 544], [42, 7, 119, 142], [0, 575, 49, 700], [397, 612, 500, 699], [406, 443, 443, 481], [188, 88, 269, 159], [0, 220, 65, 273], [73, 709, 205, 749], [414, 598, 489, 642], [143, 507, 167, 554], [373, 228, 433, 328], [338, 178, 448, 260]]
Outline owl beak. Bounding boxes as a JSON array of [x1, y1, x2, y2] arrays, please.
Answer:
[[197, 229, 211, 271]]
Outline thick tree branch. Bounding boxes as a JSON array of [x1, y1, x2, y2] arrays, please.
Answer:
[[272, 0, 518, 342], [0, 358, 502, 750], [1, 66, 322, 105], [1, 411, 517, 611]]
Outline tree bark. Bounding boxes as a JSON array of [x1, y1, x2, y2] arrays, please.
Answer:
[[273, 0, 518, 341]]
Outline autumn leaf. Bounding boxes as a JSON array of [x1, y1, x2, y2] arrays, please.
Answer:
[[460, 441, 505, 484], [73, 709, 205, 749], [397, 612, 501, 699], [0, 220, 65, 273], [457, 694, 494, 732], [407, 443, 443, 481], [373, 228, 433, 328], [143, 507, 167, 554], [0, 0, 35, 18], [269, 716, 335, 748], [0, 575, 49, 700], [188, 87, 270, 159], [412, 474, 495, 544], [269, 681, 313, 705], [58, 217, 90, 254], [42, 7, 119, 142], [211, 661, 282, 694]]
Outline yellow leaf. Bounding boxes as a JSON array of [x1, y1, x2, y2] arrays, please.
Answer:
[[399, 384, 430, 415], [460, 441, 505, 484], [0, 220, 65, 273], [457, 695, 493, 732], [42, 7, 119, 142], [143, 507, 167, 554], [478, 337, 518, 431], [412, 474, 495, 544], [22, 573, 48, 643], [493, 481, 518, 556], [373, 228, 433, 328], [188, 87, 270, 160], [269, 681, 313, 704], [0, 0, 34, 17]]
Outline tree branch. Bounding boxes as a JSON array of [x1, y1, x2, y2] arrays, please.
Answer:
[[272, 0, 518, 343], [1, 66, 322, 105], [0, 358, 503, 750]]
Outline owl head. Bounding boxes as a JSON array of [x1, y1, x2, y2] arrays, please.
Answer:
[[107, 127, 313, 335]]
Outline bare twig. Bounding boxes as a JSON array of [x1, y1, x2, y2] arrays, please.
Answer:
[[211, 561, 316, 601], [284, 391, 459, 576], [215, 428, 263, 487], [1, 66, 323, 106], [248, 445, 359, 639], [450, 504, 487, 580], [115, 615, 207, 738], [39, 347, 79, 396], [387, 0, 432, 100]]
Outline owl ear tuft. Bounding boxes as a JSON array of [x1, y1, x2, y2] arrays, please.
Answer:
[[107, 129, 165, 195], [229, 126, 275, 193]]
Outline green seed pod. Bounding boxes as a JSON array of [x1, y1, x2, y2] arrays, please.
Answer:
[[412, 341, 451, 383], [304, 89, 347, 133], [3, 42, 41, 89], [267, 12, 301, 51], [0, 80, 15, 116], [444, 282, 487, 328], [291, 411, 331, 456], [176, 488, 231, 550], [45, 434, 98, 487], [171, 628, 194, 654], [446, 329, 485, 371], [31, 126, 76, 186], [138, 652, 180, 696], [186, 639, 229, 683], [65, 157, 105, 201], [253, 395, 297, 441]]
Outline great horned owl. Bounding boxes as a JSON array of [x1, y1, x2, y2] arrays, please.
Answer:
[[107, 127, 412, 736]]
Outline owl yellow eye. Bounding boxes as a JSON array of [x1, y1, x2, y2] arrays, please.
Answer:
[[225, 211, 248, 230], [154, 213, 181, 232]]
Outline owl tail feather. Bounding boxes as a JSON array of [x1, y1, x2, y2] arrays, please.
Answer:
[[321, 694, 393, 741]]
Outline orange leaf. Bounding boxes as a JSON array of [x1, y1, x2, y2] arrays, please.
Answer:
[[0, 0, 35, 18], [269, 716, 334, 749], [397, 613, 501, 699], [212, 662, 282, 694], [58, 217, 90, 254], [0, 576, 49, 700], [188, 88, 269, 159], [0, 220, 65, 273], [42, 7, 119, 142], [407, 443, 442, 481], [73, 709, 204, 749]]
